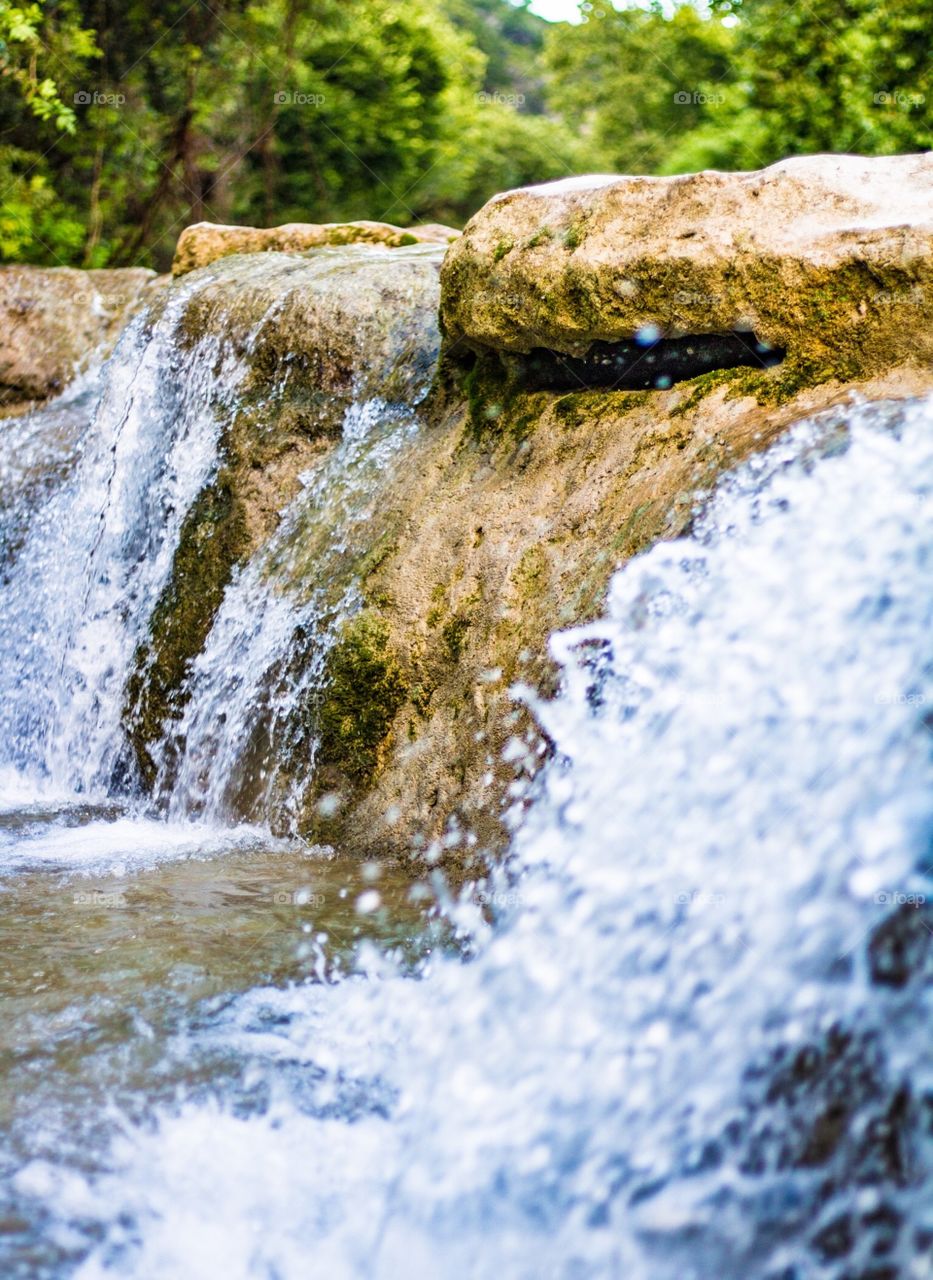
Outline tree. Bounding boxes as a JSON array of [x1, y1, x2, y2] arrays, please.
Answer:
[[545, 2, 738, 175], [0, 0, 96, 130], [0, 0, 586, 267], [682, 0, 933, 168], [0, 0, 98, 259]]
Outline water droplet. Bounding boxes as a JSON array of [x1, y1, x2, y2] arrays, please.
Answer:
[[635, 323, 662, 346]]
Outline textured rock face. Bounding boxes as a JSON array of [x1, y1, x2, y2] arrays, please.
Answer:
[[440, 153, 933, 390], [9, 166, 933, 858], [172, 219, 460, 276], [0, 266, 156, 403], [12, 244, 923, 858], [330, 365, 933, 857]]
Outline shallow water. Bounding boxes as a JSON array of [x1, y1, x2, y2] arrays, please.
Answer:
[[0, 806, 451, 1278]]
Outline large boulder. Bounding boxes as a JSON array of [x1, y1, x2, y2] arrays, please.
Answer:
[[0, 266, 156, 403], [172, 219, 460, 276], [440, 153, 933, 391]]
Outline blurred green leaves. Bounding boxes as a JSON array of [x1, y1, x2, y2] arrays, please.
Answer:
[[1, 0, 931, 269]]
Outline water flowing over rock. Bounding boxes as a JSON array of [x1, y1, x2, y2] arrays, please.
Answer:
[[122, 247, 444, 805], [0, 265, 157, 406], [440, 153, 933, 395], [2, 170, 933, 1278], [172, 219, 460, 276], [7, 391, 933, 1280], [4, 210, 933, 856]]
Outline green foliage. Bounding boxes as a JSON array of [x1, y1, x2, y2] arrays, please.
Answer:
[[0, 144, 84, 259], [547, 0, 933, 176], [3, 0, 932, 269], [0, 0, 586, 268], [545, 2, 738, 175], [679, 0, 932, 168], [0, 0, 97, 133]]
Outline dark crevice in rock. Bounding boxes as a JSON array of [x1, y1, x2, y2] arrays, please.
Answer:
[[516, 331, 785, 392]]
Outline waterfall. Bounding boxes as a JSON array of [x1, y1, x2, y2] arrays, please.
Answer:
[[0, 279, 244, 803], [1, 252, 931, 1278], [33, 391, 930, 1280], [160, 396, 422, 828], [0, 248, 437, 826]]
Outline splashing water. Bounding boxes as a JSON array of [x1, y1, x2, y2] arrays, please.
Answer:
[[3, 393, 928, 1279], [0, 245, 440, 824], [0, 227, 931, 1280]]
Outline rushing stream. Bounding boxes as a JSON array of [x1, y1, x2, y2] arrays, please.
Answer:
[[0, 257, 931, 1278]]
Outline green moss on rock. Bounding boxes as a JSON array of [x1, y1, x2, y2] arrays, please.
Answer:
[[317, 611, 409, 784], [526, 227, 554, 249], [562, 221, 584, 251], [554, 388, 651, 427], [441, 612, 472, 661]]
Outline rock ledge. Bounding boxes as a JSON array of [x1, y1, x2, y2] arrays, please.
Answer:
[[440, 153, 933, 389]]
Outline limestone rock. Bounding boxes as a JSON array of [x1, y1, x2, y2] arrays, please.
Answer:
[[334, 366, 933, 859], [0, 266, 156, 401], [130, 242, 933, 858], [172, 219, 460, 276], [440, 153, 933, 387]]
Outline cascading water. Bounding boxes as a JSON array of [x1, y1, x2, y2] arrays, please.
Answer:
[[0, 253, 931, 1278], [160, 395, 423, 828], [0, 279, 247, 802], [0, 245, 438, 827]]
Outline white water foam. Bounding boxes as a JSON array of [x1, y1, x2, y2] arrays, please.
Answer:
[[164, 398, 422, 827], [0, 815, 294, 876]]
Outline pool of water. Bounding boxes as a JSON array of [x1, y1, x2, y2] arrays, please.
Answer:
[[0, 807, 455, 1278]]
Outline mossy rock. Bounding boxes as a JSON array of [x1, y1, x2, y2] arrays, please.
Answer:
[[120, 246, 443, 793], [316, 611, 409, 785], [440, 155, 933, 400]]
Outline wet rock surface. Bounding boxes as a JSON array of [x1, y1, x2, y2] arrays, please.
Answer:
[[0, 265, 157, 403], [7, 161, 933, 861], [122, 246, 444, 790], [440, 153, 933, 396]]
